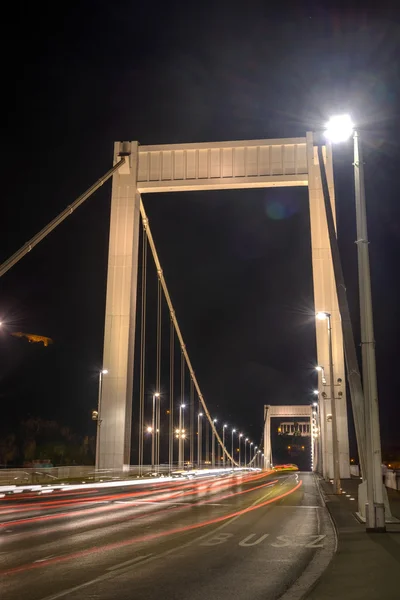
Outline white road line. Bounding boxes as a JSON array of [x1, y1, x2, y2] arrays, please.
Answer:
[[106, 554, 153, 571], [39, 479, 288, 600], [34, 555, 55, 563]]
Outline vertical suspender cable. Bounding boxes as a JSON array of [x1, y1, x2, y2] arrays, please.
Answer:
[[138, 226, 148, 475], [140, 198, 237, 466], [155, 277, 162, 470], [169, 319, 174, 471], [190, 377, 194, 466]]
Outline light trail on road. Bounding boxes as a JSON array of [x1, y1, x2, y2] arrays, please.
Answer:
[[1, 472, 336, 600]]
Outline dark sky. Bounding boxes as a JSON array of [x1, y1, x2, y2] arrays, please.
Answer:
[[1, 2, 400, 458]]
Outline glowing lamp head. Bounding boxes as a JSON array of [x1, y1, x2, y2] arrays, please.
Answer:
[[198, 412, 203, 417], [315, 366, 323, 372], [313, 390, 319, 396], [154, 392, 160, 398], [180, 404, 186, 409], [101, 369, 108, 374], [316, 311, 329, 321], [324, 114, 354, 143], [232, 429, 236, 433]]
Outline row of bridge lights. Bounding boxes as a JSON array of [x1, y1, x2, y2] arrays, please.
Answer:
[[95, 380, 263, 468]]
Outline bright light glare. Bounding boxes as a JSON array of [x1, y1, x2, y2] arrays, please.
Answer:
[[146, 426, 153, 433], [316, 311, 329, 320], [101, 369, 108, 374], [199, 412, 203, 417], [154, 392, 160, 398], [232, 429, 236, 433], [324, 114, 354, 143], [313, 390, 319, 395], [315, 366, 323, 372], [181, 404, 186, 409], [313, 402, 318, 407]]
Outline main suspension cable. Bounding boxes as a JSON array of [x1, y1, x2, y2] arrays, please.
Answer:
[[0, 158, 126, 278], [140, 196, 238, 467]]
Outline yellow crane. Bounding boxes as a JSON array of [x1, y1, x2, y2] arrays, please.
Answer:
[[11, 332, 53, 347]]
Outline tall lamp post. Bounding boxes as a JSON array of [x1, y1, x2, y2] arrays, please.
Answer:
[[212, 418, 217, 468], [151, 392, 160, 471], [244, 438, 249, 468], [238, 433, 243, 468], [222, 424, 228, 468], [197, 412, 203, 468], [231, 429, 236, 468], [178, 404, 185, 468], [324, 115, 385, 530], [95, 369, 108, 470], [316, 312, 340, 494]]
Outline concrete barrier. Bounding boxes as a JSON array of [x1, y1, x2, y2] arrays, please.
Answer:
[[385, 470, 400, 491]]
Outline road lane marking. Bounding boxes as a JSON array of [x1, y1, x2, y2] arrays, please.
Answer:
[[7, 477, 297, 579], [200, 533, 234, 546], [238, 533, 269, 546], [106, 554, 153, 571], [37, 476, 300, 600], [34, 555, 56, 563]]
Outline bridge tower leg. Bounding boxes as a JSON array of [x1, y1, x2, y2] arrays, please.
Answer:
[[306, 134, 350, 479], [97, 141, 140, 471]]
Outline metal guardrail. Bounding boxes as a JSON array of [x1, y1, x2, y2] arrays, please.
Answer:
[[0, 463, 237, 486]]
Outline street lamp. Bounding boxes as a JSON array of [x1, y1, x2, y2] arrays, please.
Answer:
[[250, 442, 254, 464], [95, 369, 108, 470], [212, 419, 217, 468], [316, 311, 340, 494], [315, 365, 327, 384], [325, 114, 385, 530], [197, 413, 203, 468], [324, 114, 354, 144], [231, 429, 236, 468], [151, 392, 160, 471], [244, 438, 249, 468], [223, 424, 228, 468], [239, 433, 243, 468], [178, 404, 185, 468]]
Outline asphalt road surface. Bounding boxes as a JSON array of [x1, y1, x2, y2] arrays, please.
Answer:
[[0, 471, 336, 600]]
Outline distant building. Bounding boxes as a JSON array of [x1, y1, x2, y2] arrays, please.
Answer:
[[278, 422, 311, 436]]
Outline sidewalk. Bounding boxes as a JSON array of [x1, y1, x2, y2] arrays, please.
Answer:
[[306, 478, 400, 600]]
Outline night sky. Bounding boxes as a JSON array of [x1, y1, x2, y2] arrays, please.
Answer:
[[1, 2, 400, 460]]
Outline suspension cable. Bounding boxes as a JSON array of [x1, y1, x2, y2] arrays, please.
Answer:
[[140, 197, 238, 466], [169, 318, 174, 470], [0, 158, 126, 278], [138, 227, 148, 475]]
